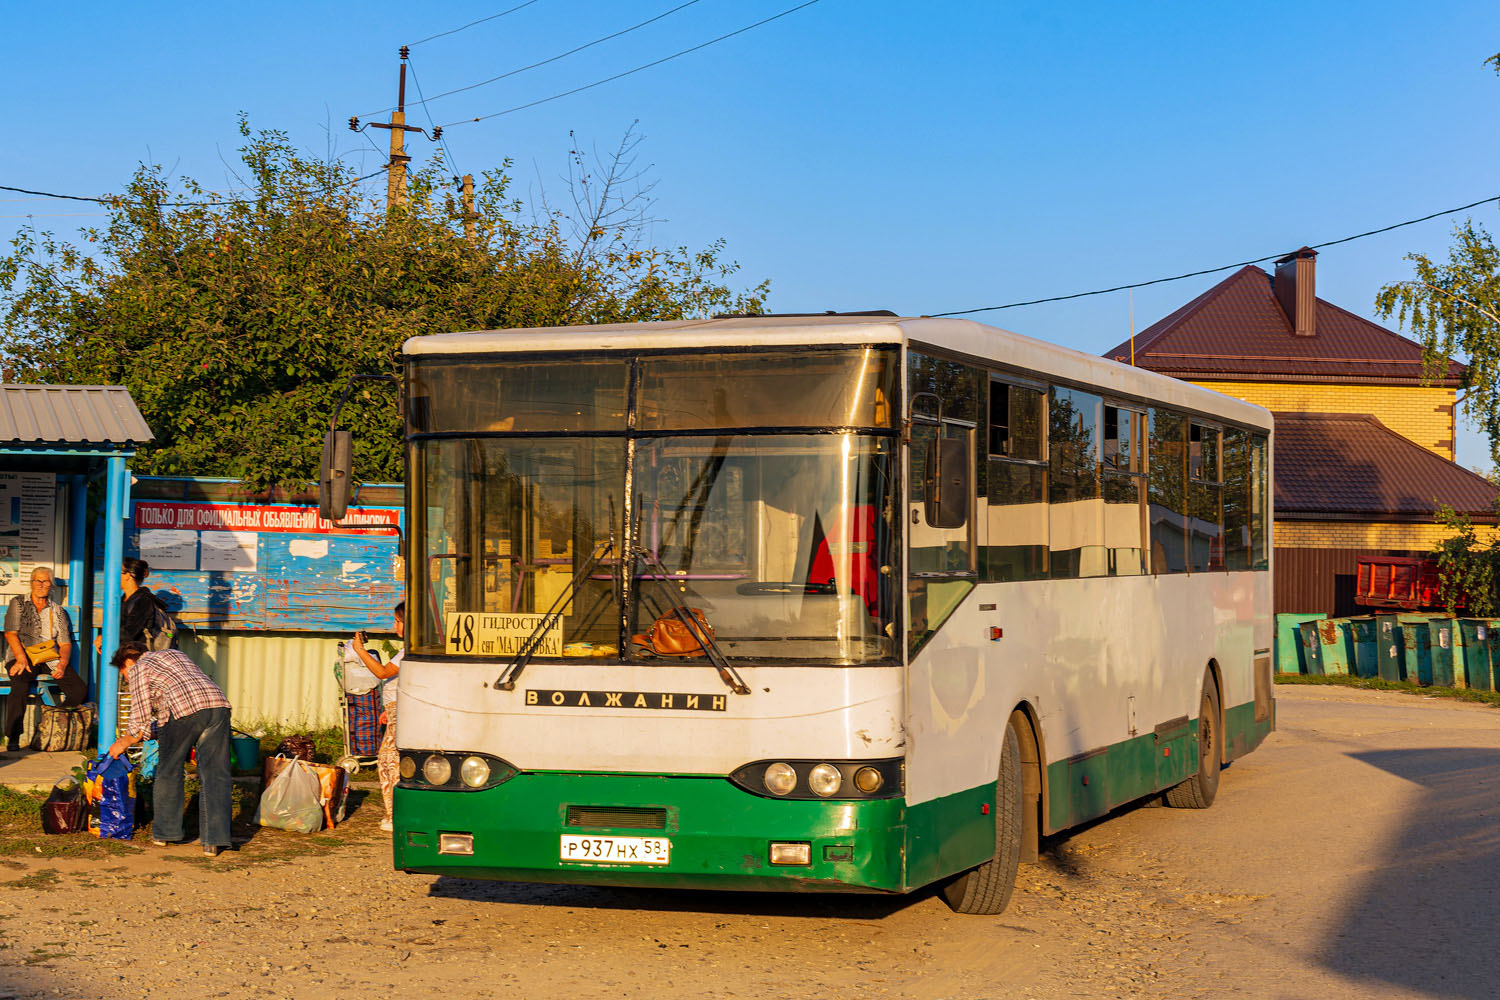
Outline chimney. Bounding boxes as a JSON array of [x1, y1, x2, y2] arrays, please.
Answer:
[[1274, 247, 1317, 337]]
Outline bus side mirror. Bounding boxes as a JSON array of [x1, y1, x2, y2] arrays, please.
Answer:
[[319, 429, 353, 522], [924, 436, 970, 530]]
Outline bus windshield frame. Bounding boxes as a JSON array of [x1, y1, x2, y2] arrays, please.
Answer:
[[405, 347, 901, 666]]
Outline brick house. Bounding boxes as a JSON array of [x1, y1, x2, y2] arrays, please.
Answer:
[[1104, 248, 1497, 615]]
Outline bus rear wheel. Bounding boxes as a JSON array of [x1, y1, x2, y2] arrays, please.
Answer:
[[1165, 678, 1221, 809], [942, 721, 1023, 915]]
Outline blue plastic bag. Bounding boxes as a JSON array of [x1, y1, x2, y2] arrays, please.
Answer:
[[137, 740, 159, 781], [85, 755, 136, 841]]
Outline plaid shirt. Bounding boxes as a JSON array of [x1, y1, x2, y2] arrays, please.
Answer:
[[126, 649, 230, 736]]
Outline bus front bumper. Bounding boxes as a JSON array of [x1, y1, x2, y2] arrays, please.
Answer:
[[392, 771, 907, 893]]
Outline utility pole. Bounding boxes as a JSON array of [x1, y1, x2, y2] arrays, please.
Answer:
[[349, 47, 441, 215], [461, 174, 476, 241]]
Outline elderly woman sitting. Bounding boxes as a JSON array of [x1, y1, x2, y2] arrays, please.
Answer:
[[3, 566, 87, 752]]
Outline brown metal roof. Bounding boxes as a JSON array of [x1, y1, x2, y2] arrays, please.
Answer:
[[1273, 411, 1495, 518], [1103, 265, 1466, 386], [0, 384, 154, 448]]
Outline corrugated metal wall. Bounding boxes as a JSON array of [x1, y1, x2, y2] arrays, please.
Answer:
[[177, 631, 367, 729], [1275, 546, 1424, 616]]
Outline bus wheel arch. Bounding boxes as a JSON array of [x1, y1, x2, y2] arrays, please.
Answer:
[[1009, 705, 1043, 863], [941, 715, 1026, 914], [1166, 664, 1222, 809]]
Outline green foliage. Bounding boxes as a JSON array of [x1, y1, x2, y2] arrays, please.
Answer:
[[1275, 671, 1500, 707], [0, 119, 767, 490], [1375, 219, 1500, 464], [1431, 504, 1500, 615]]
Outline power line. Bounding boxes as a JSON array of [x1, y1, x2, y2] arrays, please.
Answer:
[[410, 0, 543, 47], [365, 0, 706, 118], [443, 0, 823, 128], [0, 170, 388, 209], [405, 55, 463, 178], [930, 195, 1500, 317]]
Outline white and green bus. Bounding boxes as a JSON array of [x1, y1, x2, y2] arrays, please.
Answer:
[[378, 314, 1273, 913]]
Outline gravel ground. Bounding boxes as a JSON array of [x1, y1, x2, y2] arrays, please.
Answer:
[[2, 685, 1496, 1000]]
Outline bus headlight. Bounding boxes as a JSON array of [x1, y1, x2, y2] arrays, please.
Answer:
[[460, 756, 491, 788], [422, 754, 453, 786], [808, 763, 842, 797], [853, 766, 884, 794], [763, 762, 797, 796], [399, 756, 416, 780]]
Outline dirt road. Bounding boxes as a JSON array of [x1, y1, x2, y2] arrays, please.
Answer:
[[2, 684, 1497, 999]]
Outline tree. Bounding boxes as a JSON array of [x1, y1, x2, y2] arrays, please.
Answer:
[[1375, 218, 1500, 463], [0, 120, 768, 490]]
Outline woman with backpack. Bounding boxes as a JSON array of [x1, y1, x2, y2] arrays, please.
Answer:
[[96, 558, 172, 654]]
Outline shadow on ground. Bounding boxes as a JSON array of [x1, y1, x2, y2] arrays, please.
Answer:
[[1325, 748, 1500, 999]]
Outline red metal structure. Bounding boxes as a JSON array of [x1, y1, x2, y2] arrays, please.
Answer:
[[1355, 556, 1457, 611]]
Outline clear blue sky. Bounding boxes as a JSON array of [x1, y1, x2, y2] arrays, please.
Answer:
[[6, 2, 1499, 466]]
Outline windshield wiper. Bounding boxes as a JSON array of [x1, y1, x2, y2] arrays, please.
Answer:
[[634, 541, 750, 696], [493, 537, 613, 691]]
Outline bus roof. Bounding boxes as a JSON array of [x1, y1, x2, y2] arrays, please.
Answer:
[[405, 316, 1272, 430]]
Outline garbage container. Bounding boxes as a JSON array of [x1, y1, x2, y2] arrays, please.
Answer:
[[1275, 613, 1327, 674], [1375, 614, 1404, 682], [1397, 614, 1436, 684], [1345, 618, 1379, 679], [1457, 620, 1494, 691], [1299, 619, 1351, 676], [1427, 619, 1457, 688]]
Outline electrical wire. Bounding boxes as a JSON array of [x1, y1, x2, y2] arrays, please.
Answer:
[[930, 195, 1500, 317], [404, 55, 463, 179], [364, 0, 707, 118], [442, 0, 823, 127], [0, 170, 388, 209], [410, 0, 543, 47]]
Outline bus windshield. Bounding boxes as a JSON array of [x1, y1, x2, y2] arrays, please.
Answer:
[[407, 349, 900, 665]]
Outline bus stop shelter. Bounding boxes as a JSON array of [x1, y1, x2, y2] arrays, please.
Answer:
[[0, 384, 153, 748]]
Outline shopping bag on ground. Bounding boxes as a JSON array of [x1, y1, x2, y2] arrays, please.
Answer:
[[34, 703, 96, 752], [42, 778, 88, 834], [254, 756, 324, 833], [84, 755, 137, 840]]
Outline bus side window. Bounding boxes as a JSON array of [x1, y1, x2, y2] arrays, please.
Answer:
[[1188, 424, 1223, 572], [1250, 432, 1270, 570], [1221, 428, 1252, 570], [1147, 409, 1187, 574], [1103, 406, 1146, 576], [1049, 388, 1105, 578], [983, 380, 1047, 582]]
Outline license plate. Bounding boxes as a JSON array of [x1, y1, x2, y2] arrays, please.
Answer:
[[559, 834, 671, 866]]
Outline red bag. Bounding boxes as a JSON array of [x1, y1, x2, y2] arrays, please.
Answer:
[[42, 784, 88, 835]]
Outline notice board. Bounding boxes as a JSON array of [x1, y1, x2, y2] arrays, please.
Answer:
[[125, 500, 403, 632], [0, 472, 59, 597]]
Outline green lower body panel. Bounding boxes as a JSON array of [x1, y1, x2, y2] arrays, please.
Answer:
[[394, 771, 910, 893], [1044, 697, 1272, 831]]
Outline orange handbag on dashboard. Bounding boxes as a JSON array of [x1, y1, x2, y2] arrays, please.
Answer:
[[629, 608, 714, 657]]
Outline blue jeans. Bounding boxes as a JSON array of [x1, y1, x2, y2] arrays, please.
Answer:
[[152, 707, 232, 847]]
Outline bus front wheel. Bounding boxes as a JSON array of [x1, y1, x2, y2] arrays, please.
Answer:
[[941, 721, 1024, 915], [1165, 678, 1221, 809]]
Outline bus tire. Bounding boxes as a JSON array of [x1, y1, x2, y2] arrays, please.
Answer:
[[1165, 677, 1221, 809], [941, 721, 1023, 915]]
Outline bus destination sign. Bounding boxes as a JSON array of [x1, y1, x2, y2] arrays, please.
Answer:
[[526, 689, 728, 712], [446, 612, 562, 656]]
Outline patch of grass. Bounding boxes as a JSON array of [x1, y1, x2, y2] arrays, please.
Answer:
[[0, 786, 45, 824], [3, 868, 60, 890], [1275, 672, 1500, 706]]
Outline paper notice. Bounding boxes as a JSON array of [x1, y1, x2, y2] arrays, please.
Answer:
[[288, 539, 329, 559], [138, 529, 199, 571], [200, 531, 258, 572]]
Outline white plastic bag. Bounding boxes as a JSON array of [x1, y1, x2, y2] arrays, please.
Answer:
[[254, 757, 324, 833]]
